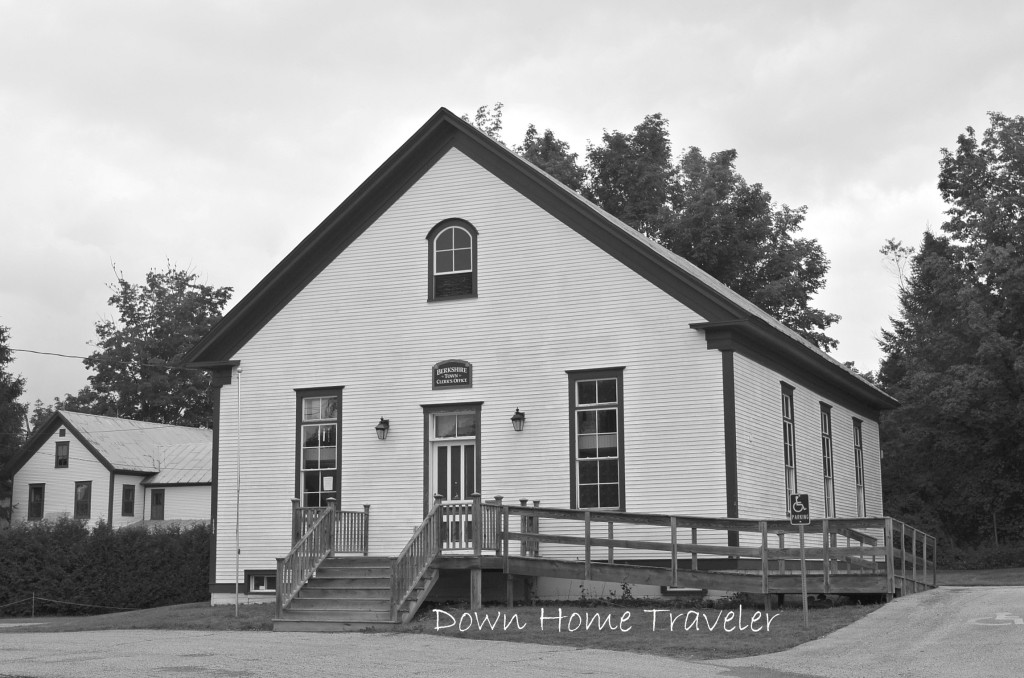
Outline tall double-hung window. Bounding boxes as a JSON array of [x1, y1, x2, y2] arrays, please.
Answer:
[[569, 369, 625, 510], [781, 384, 797, 512], [298, 392, 340, 507], [427, 219, 477, 300], [853, 418, 866, 517], [821, 404, 835, 518]]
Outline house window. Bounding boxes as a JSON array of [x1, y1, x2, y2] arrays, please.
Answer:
[[569, 369, 625, 510], [427, 219, 477, 300], [248, 573, 277, 594], [151, 489, 165, 520], [55, 441, 69, 468], [853, 419, 866, 517], [781, 384, 797, 511], [821, 404, 835, 518], [298, 392, 340, 508], [74, 481, 91, 520], [122, 485, 136, 517], [58, 428, 66, 437], [28, 484, 45, 520]]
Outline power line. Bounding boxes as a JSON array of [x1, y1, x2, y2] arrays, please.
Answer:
[[11, 347, 203, 371]]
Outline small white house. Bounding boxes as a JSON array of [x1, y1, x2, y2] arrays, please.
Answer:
[[184, 108, 899, 606], [9, 411, 212, 527]]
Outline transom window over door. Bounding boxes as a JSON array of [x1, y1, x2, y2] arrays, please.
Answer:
[[569, 368, 625, 510], [427, 219, 477, 300], [297, 392, 340, 508]]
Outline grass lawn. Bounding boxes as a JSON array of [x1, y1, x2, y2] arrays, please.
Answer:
[[1, 567, 1019, 661]]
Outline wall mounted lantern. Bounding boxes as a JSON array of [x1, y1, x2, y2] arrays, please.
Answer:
[[510, 408, 526, 432], [375, 417, 390, 440]]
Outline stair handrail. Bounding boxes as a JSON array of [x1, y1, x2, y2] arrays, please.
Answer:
[[276, 503, 335, 617], [391, 495, 444, 619]]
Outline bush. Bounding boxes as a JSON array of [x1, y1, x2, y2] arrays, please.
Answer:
[[938, 542, 1024, 569], [0, 518, 210, 617]]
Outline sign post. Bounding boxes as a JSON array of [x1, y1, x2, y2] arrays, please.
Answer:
[[790, 493, 810, 626]]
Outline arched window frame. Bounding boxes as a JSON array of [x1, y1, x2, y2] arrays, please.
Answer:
[[427, 219, 478, 301]]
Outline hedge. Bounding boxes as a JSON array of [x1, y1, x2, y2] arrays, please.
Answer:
[[0, 518, 209, 616]]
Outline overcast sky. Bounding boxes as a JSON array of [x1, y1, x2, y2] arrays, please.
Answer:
[[2, 0, 1022, 409]]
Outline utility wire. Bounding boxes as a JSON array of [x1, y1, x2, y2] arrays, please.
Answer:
[[11, 348, 204, 371]]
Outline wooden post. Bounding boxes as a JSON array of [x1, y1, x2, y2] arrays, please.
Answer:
[[670, 516, 678, 588], [503, 506, 512, 606], [584, 510, 592, 582], [493, 496, 503, 556], [899, 521, 907, 595], [532, 500, 541, 557], [608, 522, 615, 563], [471, 494, 483, 556], [777, 532, 786, 574], [884, 517, 895, 601], [326, 497, 337, 553], [821, 518, 830, 595], [291, 498, 300, 545], [760, 521, 770, 611], [275, 557, 285, 618], [691, 526, 698, 571], [362, 504, 370, 556], [519, 499, 528, 557], [912, 528, 919, 593]]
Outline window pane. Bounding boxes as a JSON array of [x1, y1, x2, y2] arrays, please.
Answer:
[[578, 410, 597, 434], [319, 424, 337, 446], [598, 459, 618, 482], [303, 398, 318, 421], [578, 380, 596, 405], [302, 425, 320, 447], [321, 397, 337, 420], [435, 415, 457, 438], [599, 484, 619, 508], [435, 250, 454, 274], [452, 227, 471, 249], [457, 413, 477, 437], [579, 485, 599, 508], [578, 434, 598, 458], [453, 249, 471, 271], [319, 446, 337, 468], [437, 227, 454, 250], [597, 434, 618, 457], [579, 460, 598, 484], [302, 448, 319, 469], [597, 409, 617, 433], [597, 379, 617, 403]]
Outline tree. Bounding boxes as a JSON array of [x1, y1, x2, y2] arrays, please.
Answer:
[[879, 113, 1024, 550], [515, 124, 586, 192], [463, 103, 505, 144], [62, 264, 232, 429], [582, 115, 839, 349], [0, 326, 28, 523]]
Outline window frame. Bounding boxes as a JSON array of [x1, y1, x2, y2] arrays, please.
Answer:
[[246, 571, 277, 594], [821, 403, 835, 518], [122, 484, 136, 517], [853, 418, 866, 517], [28, 483, 45, 520], [74, 481, 91, 520], [568, 368, 625, 511], [295, 388, 343, 508], [421, 402, 483, 515], [426, 218, 478, 301], [55, 441, 69, 468], [781, 383, 797, 514]]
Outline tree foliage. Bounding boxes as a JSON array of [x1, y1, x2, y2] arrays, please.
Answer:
[[464, 104, 840, 349], [57, 264, 232, 429], [879, 112, 1024, 550], [0, 325, 27, 523]]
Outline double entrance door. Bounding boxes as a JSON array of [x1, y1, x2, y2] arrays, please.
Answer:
[[429, 410, 478, 551]]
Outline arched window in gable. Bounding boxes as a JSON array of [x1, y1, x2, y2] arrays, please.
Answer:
[[428, 219, 477, 300]]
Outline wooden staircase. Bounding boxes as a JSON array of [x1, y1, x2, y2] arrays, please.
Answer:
[[273, 556, 439, 632]]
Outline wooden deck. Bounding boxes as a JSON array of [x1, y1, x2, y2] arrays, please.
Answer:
[[274, 497, 937, 630]]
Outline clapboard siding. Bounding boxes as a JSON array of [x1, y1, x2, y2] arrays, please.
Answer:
[[111, 475, 144, 527], [12, 430, 109, 527], [213, 147, 728, 581], [148, 485, 211, 521], [733, 352, 884, 523]]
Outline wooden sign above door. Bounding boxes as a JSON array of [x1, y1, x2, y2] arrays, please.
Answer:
[[432, 359, 472, 389]]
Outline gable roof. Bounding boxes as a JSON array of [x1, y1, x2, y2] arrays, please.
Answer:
[[183, 107, 896, 412], [9, 411, 212, 483]]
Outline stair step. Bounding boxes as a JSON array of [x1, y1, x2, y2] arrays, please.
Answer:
[[295, 588, 390, 600], [322, 557, 394, 567], [288, 602, 391, 614], [280, 609, 394, 622], [305, 577, 391, 588], [274, 618, 398, 633], [317, 567, 392, 578]]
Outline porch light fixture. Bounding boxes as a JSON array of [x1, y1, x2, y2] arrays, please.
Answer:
[[511, 408, 526, 432], [375, 417, 390, 440]]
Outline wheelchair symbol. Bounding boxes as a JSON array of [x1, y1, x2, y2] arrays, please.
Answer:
[[791, 498, 806, 513], [970, 612, 1023, 626]]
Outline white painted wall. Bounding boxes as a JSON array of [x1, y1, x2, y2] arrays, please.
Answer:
[[11, 429, 110, 527], [146, 485, 211, 521], [111, 474, 145, 528], [213, 147, 729, 584]]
